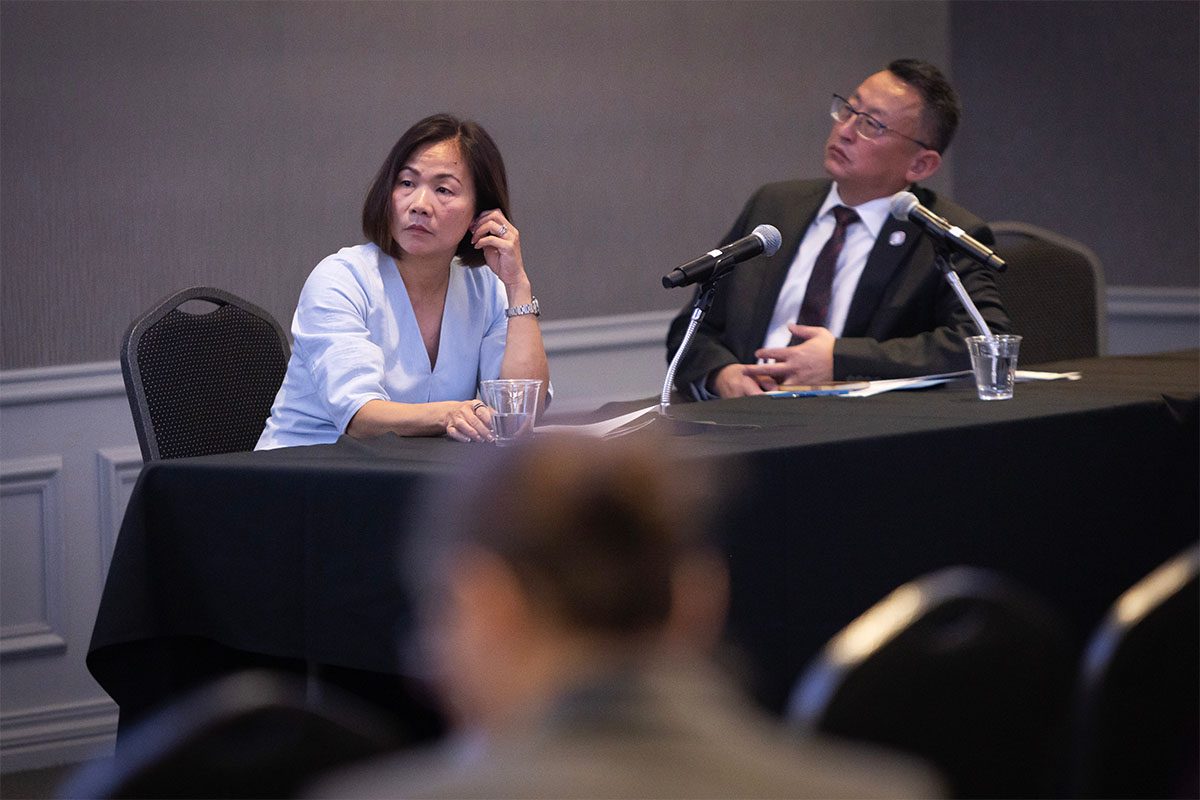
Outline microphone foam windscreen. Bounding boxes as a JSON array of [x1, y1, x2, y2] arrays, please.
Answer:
[[753, 224, 783, 256], [889, 191, 919, 221]]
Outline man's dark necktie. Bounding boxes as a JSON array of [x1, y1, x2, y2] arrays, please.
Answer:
[[796, 205, 860, 329]]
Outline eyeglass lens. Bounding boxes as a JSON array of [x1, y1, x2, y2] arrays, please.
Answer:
[[831, 96, 883, 139]]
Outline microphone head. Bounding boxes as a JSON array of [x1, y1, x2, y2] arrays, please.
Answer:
[[889, 191, 920, 222], [752, 224, 782, 257]]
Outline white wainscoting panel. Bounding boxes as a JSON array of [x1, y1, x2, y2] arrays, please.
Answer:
[[0, 382, 131, 772], [0, 457, 66, 660], [96, 448, 144, 578]]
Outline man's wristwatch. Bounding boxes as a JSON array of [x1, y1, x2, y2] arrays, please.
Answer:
[[505, 297, 540, 318]]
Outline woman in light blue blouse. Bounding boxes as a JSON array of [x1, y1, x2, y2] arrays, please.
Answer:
[[257, 114, 549, 449]]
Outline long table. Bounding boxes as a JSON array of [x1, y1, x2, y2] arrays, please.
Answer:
[[88, 351, 1199, 725]]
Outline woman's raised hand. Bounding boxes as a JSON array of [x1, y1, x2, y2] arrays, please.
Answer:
[[470, 210, 525, 287]]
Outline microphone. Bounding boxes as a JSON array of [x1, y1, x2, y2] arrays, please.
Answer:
[[662, 224, 782, 288], [890, 191, 1006, 271]]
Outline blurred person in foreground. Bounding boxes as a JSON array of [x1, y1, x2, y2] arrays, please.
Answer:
[[309, 434, 943, 799], [257, 113, 548, 449]]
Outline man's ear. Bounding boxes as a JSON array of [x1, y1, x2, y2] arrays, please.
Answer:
[[905, 149, 942, 185], [665, 550, 729, 653], [434, 549, 537, 730], [449, 549, 533, 642]]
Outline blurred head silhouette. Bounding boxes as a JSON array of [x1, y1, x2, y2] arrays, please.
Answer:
[[315, 433, 947, 799], [405, 432, 727, 734]]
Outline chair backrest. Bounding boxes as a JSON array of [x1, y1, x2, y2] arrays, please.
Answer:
[[121, 287, 289, 461], [787, 566, 1074, 799], [58, 669, 404, 799], [989, 221, 1107, 365], [1069, 543, 1199, 799]]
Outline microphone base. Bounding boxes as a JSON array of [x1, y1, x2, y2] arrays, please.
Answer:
[[653, 404, 759, 435]]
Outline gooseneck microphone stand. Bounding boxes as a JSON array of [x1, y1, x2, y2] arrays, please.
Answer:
[[932, 239, 1003, 390], [650, 259, 761, 436], [932, 240, 995, 341], [660, 279, 720, 412]]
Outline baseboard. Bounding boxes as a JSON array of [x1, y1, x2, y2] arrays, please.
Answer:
[[0, 698, 117, 773]]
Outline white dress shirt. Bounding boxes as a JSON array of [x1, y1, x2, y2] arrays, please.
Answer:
[[761, 184, 894, 349]]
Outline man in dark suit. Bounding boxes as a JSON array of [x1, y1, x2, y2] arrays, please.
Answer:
[[666, 59, 1010, 398]]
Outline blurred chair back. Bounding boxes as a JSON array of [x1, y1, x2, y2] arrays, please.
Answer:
[[787, 566, 1074, 798], [1069, 543, 1199, 799], [121, 287, 289, 461], [59, 670, 403, 799], [989, 221, 1107, 365]]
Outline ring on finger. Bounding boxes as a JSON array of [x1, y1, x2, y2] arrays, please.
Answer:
[[497, 224, 508, 236], [472, 402, 486, 412]]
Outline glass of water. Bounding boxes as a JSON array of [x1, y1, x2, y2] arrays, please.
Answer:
[[479, 379, 543, 445], [965, 335, 1022, 400]]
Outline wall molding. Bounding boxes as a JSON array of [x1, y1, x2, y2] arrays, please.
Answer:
[[1, 291, 1193, 396], [0, 697, 117, 772], [0, 456, 66, 661], [1107, 285, 1200, 319], [96, 447, 144, 578], [0, 363, 127, 406], [540, 309, 677, 354], [0, 309, 682, 402], [1106, 286, 1199, 355]]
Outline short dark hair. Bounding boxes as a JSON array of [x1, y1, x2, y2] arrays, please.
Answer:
[[361, 114, 509, 268], [887, 59, 961, 154], [408, 435, 719, 636]]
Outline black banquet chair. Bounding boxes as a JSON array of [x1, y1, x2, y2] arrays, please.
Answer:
[[988, 221, 1107, 366], [58, 670, 404, 799], [787, 566, 1075, 799], [121, 287, 289, 461], [1068, 543, 1199, 799]]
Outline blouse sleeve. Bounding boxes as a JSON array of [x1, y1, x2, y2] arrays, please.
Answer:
[[477, 280, 509, 384], [290, 258, 389, 434]]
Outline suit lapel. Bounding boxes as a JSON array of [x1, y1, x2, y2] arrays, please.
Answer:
[[842, 214, 921, 337], [745, 184, 826, 348]]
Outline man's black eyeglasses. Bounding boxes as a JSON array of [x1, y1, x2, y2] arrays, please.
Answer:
[[830, 94, 932, 151]]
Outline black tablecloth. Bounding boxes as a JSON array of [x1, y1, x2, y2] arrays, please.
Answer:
[[89, 352, 1199, 719]]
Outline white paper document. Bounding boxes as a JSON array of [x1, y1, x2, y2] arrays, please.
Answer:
[[536, 404, 661, 438], [839, 369, 1082, 397]]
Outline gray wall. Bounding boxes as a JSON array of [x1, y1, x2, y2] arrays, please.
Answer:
[[950, 0, 1199, 287], [2, 1, 1196, 371], [5, 0, 952, 370]]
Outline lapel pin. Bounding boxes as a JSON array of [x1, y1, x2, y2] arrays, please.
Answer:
[[889, 231, 906, 246]]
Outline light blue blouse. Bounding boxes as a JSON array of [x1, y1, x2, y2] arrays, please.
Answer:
[[256, 243, 508, 449]]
